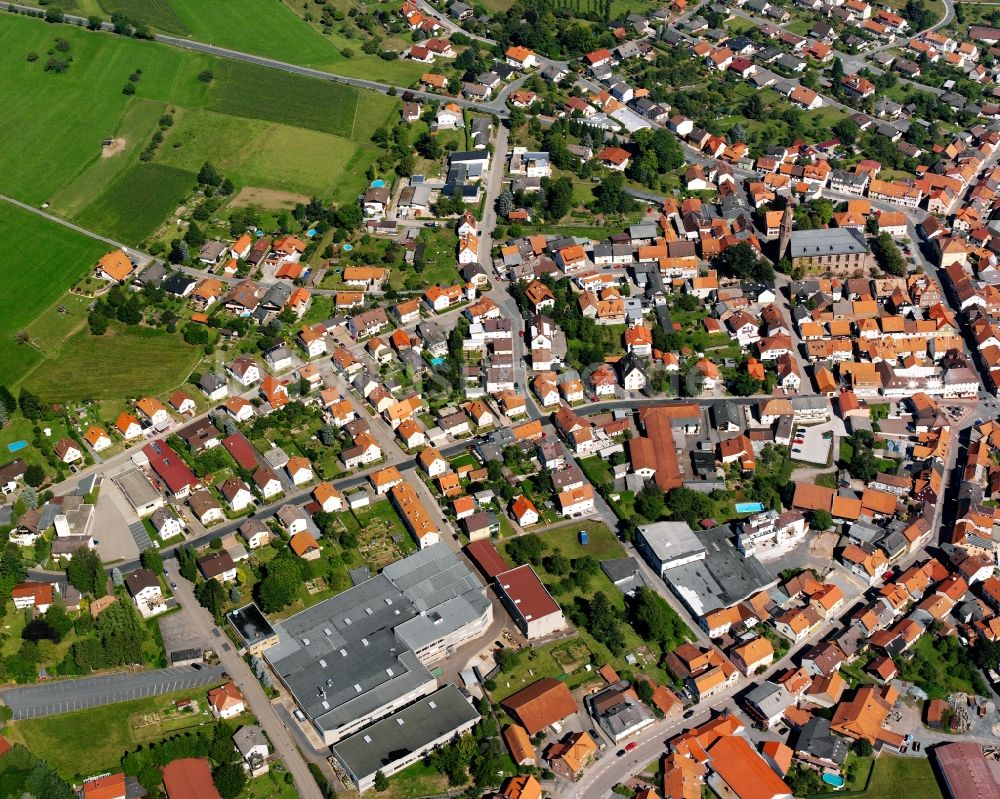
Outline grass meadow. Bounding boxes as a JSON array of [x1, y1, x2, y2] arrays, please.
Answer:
[[156, 108, 381, 204], [24, 322, 202, 403], [0, 16, 211, 205], [0, 203, 107, 383], [0, 14, 398, 244], [168, 0, 341, 67], [6, 683, 226, 779]]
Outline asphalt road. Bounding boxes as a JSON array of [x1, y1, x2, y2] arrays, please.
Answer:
[[0, 664, 225, 719], [167, 560, 326, 799]]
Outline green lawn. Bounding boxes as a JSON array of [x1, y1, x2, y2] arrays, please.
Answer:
[[379, 759, 453, 799], [579, 456, 613, 488], [351, 500, 418, 562], [23, 323, 202, 402], [242, 768, 300, 799], [6, 683, 226, 780], [893, 633, 986, 699], [856, 756, 943, 799], [76, 162, 196, 244], [0, 202, 108, 384], [0, 416, 74, 476], [413, 227, 462, 288], [493, 522, 690, 697]]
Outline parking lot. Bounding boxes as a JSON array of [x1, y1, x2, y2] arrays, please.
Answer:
[[0, 665, 224, 719], [158, 603, 211, 658], [790, 421, 836, 465]]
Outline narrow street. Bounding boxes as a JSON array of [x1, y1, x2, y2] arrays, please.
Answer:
[[167, 558, 326, 799]]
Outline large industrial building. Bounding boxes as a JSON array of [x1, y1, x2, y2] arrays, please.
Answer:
[[332, 684, 480, 792], [636, 521, 707, 576], [264, 543, 492, 745]]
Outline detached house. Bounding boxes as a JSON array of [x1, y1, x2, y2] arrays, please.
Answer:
[[96, 250, 134, 283], [208, 683, 246, 720]]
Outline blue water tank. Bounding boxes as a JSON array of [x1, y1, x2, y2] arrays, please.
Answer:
[[579, 530, 588, 545]]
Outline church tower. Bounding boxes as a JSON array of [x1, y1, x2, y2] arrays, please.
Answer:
[[777, 201, 794, 262]]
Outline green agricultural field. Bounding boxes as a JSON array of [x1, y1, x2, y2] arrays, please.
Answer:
[[0, 13, 398, 236], [168, 0, 340, 68], [76, 162, 196, 244], [0, 15, 212, 205], [98, 0, 189, 35], [0, 203, 107, 383], [49, 98, 167, 219], [157, 108, 378, 205], [24, 323, 202, 402], [205, 59, 398, 141]]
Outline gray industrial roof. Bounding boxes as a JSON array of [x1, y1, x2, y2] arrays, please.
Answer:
[[638, 522, 706, 566], [332, 685, 479, 782], [265, 544, 487, 737], [114, 467, 161, 508], [790, 228, 869, 259], [662, 525, 775, 615]]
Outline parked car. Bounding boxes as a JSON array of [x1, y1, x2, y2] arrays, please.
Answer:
[[625, 742, 638, 752]]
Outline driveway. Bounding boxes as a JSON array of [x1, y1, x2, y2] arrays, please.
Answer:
[[0, 664, 224, 719]]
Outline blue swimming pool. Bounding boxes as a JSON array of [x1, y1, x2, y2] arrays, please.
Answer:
[[822, 773, 844, 788], [343, 243, 354, 252], [7, 441, 27, 453], [735, 502, 765, 513], [370, 179, 386, 188], [306, 229, 317, 238]]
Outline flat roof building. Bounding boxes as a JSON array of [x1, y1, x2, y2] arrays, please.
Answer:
[[113, 466, 164, 517], [636, 521, 707, 577], [662, 525, 776, 616], [264, 543, 491, 745], [227, 603, 279, 656], [332, 684, 480, 792]]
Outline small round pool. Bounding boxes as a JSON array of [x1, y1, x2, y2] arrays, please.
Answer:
[[370, 179, 386, 188], [342, 243, 354, 252], [7, 441, 27, 452], [822, 773, 845, 788]]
